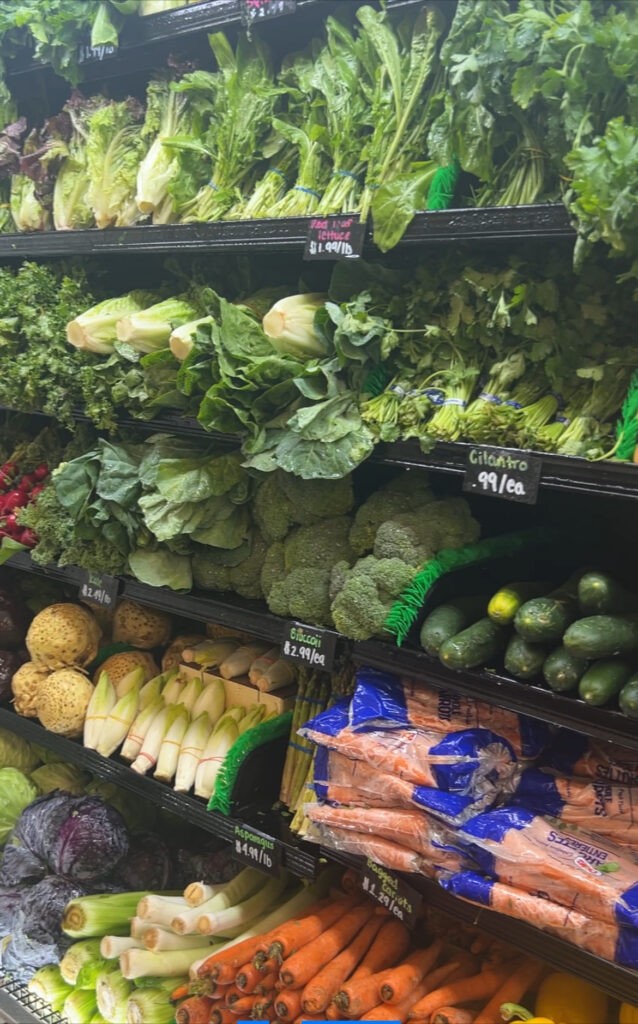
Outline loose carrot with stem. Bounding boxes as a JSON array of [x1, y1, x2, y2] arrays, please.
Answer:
[[432, 1009, 477, 1024], [199, 934, 271, 978], [254, 972, 278, 994], [380, 940, 443, 1004], [268, 897, 359, 963], [334, 971, 389, 1019], [301, 913, 385, 1014], [361, 975, 432, 1022], [342, 917, 411, 987], [407, 968, 510, 1021], [280, 903, 375, 989], [252, 996, 274, 1018], [236, 961, 264, 991], [228, 994, 261, 1016], [473, 959, 544, 1024], [326, 1003, 340, 1019], [275, 988, 303, 1021], [175, 995, 215, 1024], [211, 1008, 236, 1024], [224, 985, 241, 1007], [171, 983, 190, 1001]]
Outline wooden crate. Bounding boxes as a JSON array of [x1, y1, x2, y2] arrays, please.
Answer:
[[179, 664, 296, 714]]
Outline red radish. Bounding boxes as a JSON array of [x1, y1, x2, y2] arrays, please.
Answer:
[[5, 513, 17, 530], [30, 485, 44, 500], [18, 528, 37, 547], [33, 464, 49, 481], [4, 490, 25, 508]]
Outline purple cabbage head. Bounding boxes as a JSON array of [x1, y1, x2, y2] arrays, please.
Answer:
[[0, 840, 47, 886], [19, 875, 87, 945], [50, 796, 129, 880], [15, 791, 81, 863], [115, 832, 171, 891]]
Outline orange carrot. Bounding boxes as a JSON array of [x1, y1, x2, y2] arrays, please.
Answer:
[[432, 1009, 477, 1024], [228, 995, 260, 1016], [175, 995, 215, 1024], [224, 985, 241, 1008], [326, 1002, 340, 1019], [171, 984, 190, 1001], [341, 868, 359, 894], [361, 975, 432, 1022], [269, 897, 359, 962], [199, 934, 273, 978], [236, 961, 264, 992], [254, 972, 278, 995], [301, 913, 385, 1014], [280, 902, 375, 989], [333, 971, 386, 1019], [345, 917, 411, 984], [407, 968, 510, 1021], [275, 988, 303, 1021], [473, 959, 544, 1024], [211, 1008, 236, 1024], [380, 940, 443, 1003]]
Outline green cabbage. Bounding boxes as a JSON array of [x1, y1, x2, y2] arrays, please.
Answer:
[[31, 762, 90, 795], [0, 768, 38, 844], [0, 727, 40, 773]]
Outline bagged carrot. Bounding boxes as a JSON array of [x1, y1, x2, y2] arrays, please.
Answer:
[[280, 903, 376, 989], [473, 958, 544, 1024], [301, 914, 385, 1014], [380, 940, 443, 1003], [407, 968, 510, 1021]]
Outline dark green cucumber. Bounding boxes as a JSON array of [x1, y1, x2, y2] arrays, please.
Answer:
[[578, 659, 633, 707], [514, 576, 581, 643], [542, 645, 588, 693], [488, 581, 550, 626], [577, 571, 638, 615], [504, 635, 547, 680], [619, 676, 638, 719], [439, 618, 509, 671], [420, 596, 487, 656], [563, 615, 638, 659]]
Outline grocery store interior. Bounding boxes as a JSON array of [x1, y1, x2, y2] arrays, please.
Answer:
[[0, 0, 637, 1022]]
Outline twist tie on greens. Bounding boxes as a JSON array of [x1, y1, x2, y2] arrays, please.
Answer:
[[207, 181, 220, 190], [550, 390, 565, 408], [334, 169, 360, 181], [389, 385, 446, 404], [479, 392, 521, 409], [556, 415, 570, 424], [443, 398, 467, 407], [268, 167, 287, 180], [293, 185, 321, 198]]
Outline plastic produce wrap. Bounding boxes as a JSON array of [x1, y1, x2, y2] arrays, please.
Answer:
[[350, 668, 549, 758], [305, 803, 472, 872], [310, 821, 424, 875], [440, 869, 638, 968], [512, 768, 638, 844], [313, 748, 486, 826], [459, 805, 638, 928], [542, 729, 638, 786], [301, 700, 521, 801]]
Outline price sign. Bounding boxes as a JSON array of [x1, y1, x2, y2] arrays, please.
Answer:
[[233, 824, 282, 876], [360, 859, 422, 930], [304, 216, 365, 261], [77, 43, 118, 64], [79, 570, 119, 609], [281, 621, 337, 672], [463, 445, 541, 505], [241, 0, 296, 25]]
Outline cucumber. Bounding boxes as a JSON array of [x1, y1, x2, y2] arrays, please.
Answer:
[[439, 618, 509, 671], [619, 676, 638, 719], [488, 581, 550, 626], [578, 659, 633, 707], [542, 646, 588, 693], [563, 615, 638, 659], [514, 577, 581, 643], [578, 571, 638, 615], [504, 635, 547, 680], [420, 596, 487, 656]]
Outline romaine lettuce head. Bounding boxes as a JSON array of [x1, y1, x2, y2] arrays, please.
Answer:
[[0, 768, 38, 845], [86, 97, 146, 229], [0, 727, 40, 773], [30, 762, 90, 796], [67, 291, 158, 354]]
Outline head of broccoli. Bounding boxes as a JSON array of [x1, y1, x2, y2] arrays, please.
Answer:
[[349, 471, 435, 556], [329, 556, 418, 641], [253, 470, 355, 543]]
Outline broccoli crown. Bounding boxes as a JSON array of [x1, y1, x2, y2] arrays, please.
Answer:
[[373, 498, 480, 566], [229, 532, 268, 600], [253, 471, 356, 544], [253, 474, 296, 543], [260, 541, 285, 600], [329, 555, 417, 641], [192, 557, 232, 593], [283, 516, 354, 572], [349, 471, 435, 556], [266, 566, 333, 626]]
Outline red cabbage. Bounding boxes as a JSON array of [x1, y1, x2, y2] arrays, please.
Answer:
[[0, 841, 47, 886], [115, 832, 170, 891], [50, 796, 129, 880], [15, 791, 81, 862], [19, 875, 87, 944], [0, 886, 22, 934]]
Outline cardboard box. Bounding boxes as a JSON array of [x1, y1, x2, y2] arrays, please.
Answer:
[[180, 664, 295, 714]]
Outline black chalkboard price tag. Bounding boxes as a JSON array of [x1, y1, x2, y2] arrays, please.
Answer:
[[463, 445, 542, 505], [233, 824, 282, 876], [241, 0, 296, 25], [281, 621, 337, 672], [78, 570, 119, 609], [77, 43, 118, 64], [360, 859, 422, 930], [304, 215, 365, 261]]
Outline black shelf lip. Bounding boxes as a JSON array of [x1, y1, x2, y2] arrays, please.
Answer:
[[374, 439, 638, 500], [0, 977, 62, 1024], [0, 205, 573, 259], [321, 848, 638, 1005], [353, 639, 638, 748], [0, 705, 319, 881]]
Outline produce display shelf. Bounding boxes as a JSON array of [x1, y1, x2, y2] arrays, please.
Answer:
[[0, 976, 63, 1024], [321, 849, 638, 1006], [0, 205, 574, 260], [0, 706, 319, 881], [354, 640, 638, 748]]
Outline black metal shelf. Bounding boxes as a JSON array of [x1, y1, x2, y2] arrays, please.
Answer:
[[0, 705, 318, 881], [0, 205, 573, 260], [0, 977, 63, 1024]]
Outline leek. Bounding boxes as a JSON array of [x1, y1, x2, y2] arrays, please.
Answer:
[[116, 295, 201, 354], [125, 987, 175, 1024], [120, 946, 219, 980], [154, 702, 189, 782], [130, 916, 155, 941], [197, 874, 287, 936], [100, 936, 144, 959], [121, 698, 164, 762], [171, 869, 261, 935], [115, 666, 146, 698], [191, 679, 225, 724], [96, 684, 141, 758], [96, 970, 132, 1023], [131, 705, 181, 775], [174, 713, 212, 794], [170, 894, 223, 936], [194, 717, 238, 799], [183, 881, 224, 908], [67, 292, 156, 354], [143, 927, 211, 952], [262, 294, 328, 360], [137, 893, 188, 926], [28, 966, 73, 1012], [64, 989, 98, 1024], [169, 317, 214, 361], [60, 939, 104, 985], [63, 892, 154, 939], [83, 672, 117, 750]]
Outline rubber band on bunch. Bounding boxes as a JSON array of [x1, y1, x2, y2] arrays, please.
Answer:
[[293, 185, 321, 199], [478, 392, 522, 410]]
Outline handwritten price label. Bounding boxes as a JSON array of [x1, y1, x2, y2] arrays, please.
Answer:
[[281, 622, 337, 671], [463, 445, 541, 505], [78, 571, 119, 608], [241, 0, 296, 25], [77, 43, 118, 64], [233, 824, 281, 876], [304, 216, 365, 261], [360, 859, 422, 929]]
